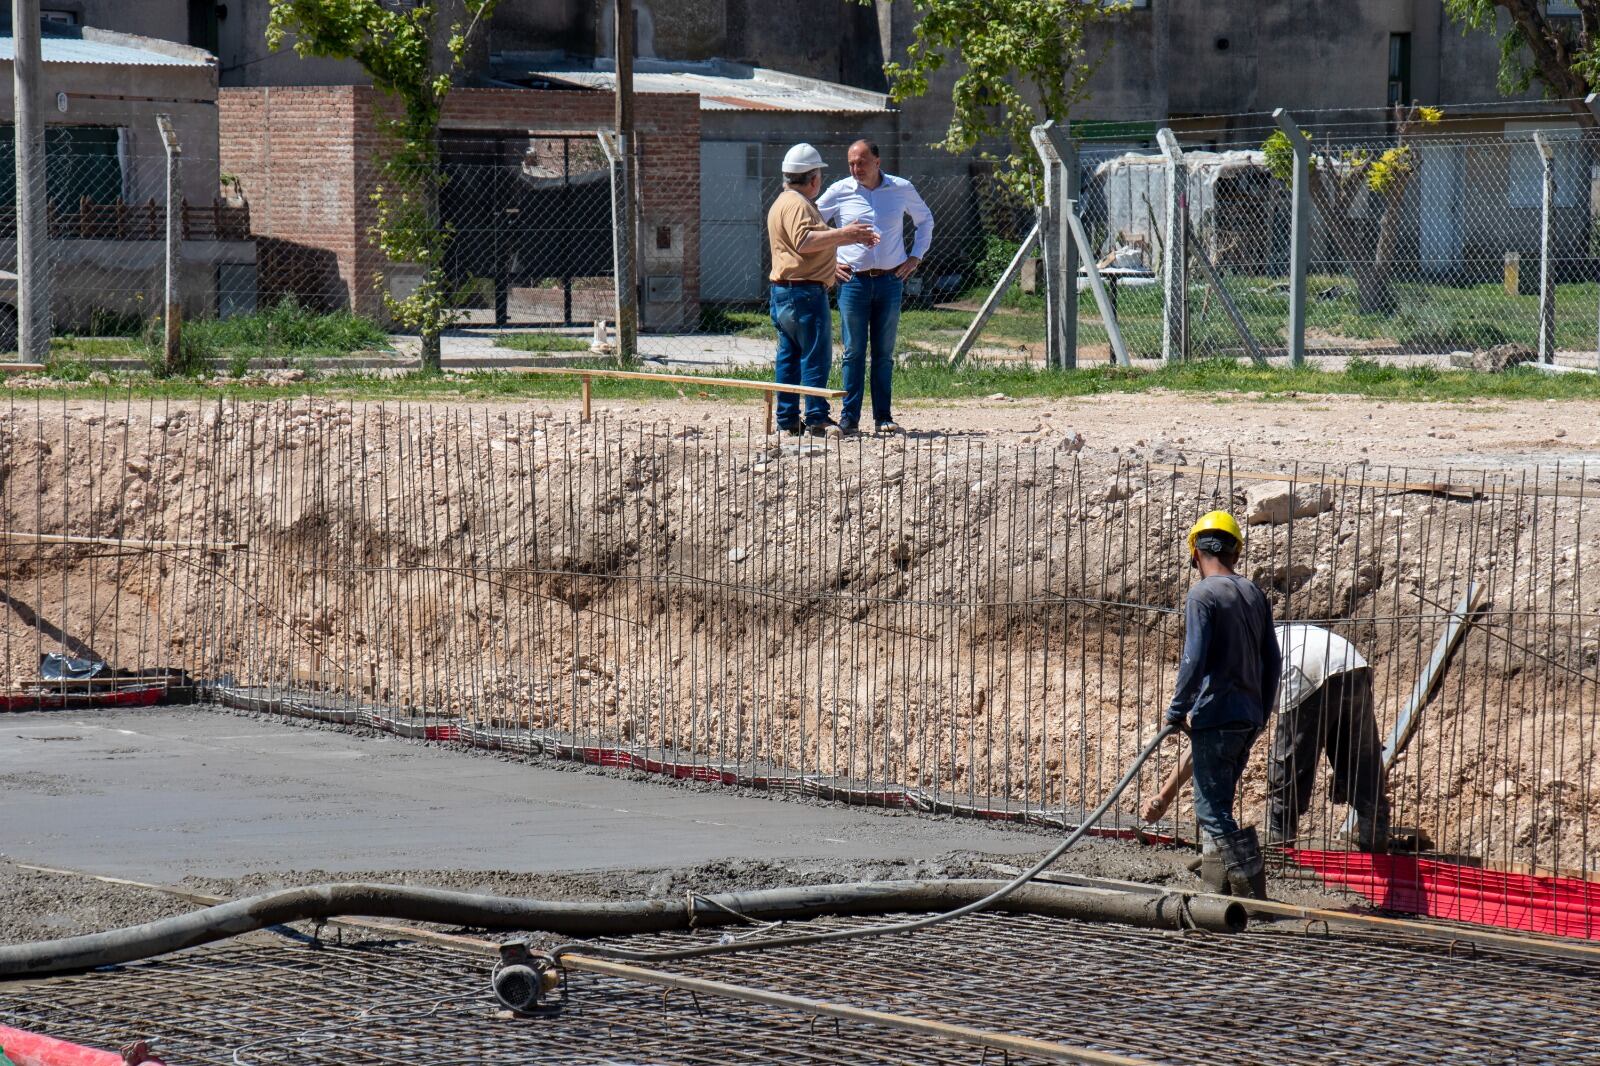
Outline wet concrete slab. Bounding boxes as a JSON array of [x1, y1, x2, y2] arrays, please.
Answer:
[[0, 706, 1046, 880]]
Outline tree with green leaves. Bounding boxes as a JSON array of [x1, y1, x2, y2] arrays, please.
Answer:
[[1263, 105, 1443, 316], [267, 0, 498, 370], [863, 0, 1128, 200], [1443, 0, 1600, 111]]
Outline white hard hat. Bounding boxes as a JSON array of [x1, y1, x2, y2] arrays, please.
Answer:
[[781, 142, 827, 175]]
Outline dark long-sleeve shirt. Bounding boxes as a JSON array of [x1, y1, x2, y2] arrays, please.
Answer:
[[1165, 574, 1281, 730]]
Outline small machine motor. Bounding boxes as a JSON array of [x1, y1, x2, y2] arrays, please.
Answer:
[[492, 938, 563, 1014]]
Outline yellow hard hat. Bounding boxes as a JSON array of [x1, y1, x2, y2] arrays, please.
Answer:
[[1187, 510, 1243, 554]]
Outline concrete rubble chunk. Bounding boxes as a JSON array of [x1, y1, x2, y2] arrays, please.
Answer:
[[1243, 481, 1334, 525]]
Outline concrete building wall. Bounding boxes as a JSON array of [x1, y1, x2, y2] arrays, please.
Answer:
[[219, 85, 702, 328], [0, 40, 246, 326]]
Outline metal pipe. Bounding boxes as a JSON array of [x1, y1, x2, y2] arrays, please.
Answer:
[[566, 955, 1161, 1066], [0, 875, 1241, 979]]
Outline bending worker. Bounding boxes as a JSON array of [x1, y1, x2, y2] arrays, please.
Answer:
[[1162, 511, 1281, 900], [1268, 623, 1390, 853]]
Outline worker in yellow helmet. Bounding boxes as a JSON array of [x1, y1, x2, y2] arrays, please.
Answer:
[[1162, 511, 1281, 899]]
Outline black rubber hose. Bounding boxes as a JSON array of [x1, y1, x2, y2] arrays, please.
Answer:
[[0, 876, 1241, 978], [552, 723, 1182, 965]]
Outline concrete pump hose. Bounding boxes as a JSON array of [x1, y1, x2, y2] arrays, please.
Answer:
[[552, 722, 1193, 965], [0, 725, 1220, 978], [0, 877, 1239, 979]]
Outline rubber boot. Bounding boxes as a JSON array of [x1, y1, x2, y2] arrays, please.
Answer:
[[1197, 842, 1231, 895], [1220, 827, 1269, 901], [1199, 852, 1231, 895]]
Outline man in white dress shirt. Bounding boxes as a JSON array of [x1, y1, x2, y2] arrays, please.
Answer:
[[816, 140, 934, 436], [1268, 623, 1390, 853]]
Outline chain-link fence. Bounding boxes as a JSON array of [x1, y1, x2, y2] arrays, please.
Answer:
[[12, 113, 1600, 375]]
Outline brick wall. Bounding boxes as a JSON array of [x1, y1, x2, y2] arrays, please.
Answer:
[[218, 86, 359, 313], [220, 85, 702, 329]]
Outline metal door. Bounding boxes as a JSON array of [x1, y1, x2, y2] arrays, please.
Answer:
[[1419, 144, 1465, 280], [700, 142, 765, 303]]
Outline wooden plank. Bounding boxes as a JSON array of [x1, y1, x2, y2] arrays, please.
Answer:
[[949, 221, 1039, 369], [494, 365, 843, 399], [0, 531, 247, 552], [0, 363, 45, 372], [1158, 464, 1481, 498]]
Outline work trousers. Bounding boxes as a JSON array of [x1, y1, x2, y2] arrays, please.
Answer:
[[1266, 667, 1390, 849], [1191, 722, 1263, 845]]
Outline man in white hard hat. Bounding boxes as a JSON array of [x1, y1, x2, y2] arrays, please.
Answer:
[[767, 143, 879, 436], [816, 140, 933, 436]]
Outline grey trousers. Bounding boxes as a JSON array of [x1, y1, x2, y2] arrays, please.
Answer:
[[1266, 667, 1390, 848]]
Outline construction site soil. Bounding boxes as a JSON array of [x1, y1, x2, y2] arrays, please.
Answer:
[[0, 390, 1595, 893]]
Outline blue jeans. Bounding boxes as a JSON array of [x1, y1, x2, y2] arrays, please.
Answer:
[[836, 272, 901, 428], [770, 282, 833, 427], [1190, 722, 1263, 844]]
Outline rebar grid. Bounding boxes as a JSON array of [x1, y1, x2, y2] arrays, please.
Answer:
[[599, 911, 1600, 1065], [4, 913, 1599, 1065], [0, 938, 1051, 1066]]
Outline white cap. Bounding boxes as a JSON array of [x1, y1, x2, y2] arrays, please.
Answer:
[[781, 142, 827, 175]]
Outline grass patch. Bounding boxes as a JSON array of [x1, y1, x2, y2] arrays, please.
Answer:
[[492, 333, 593, 352], [181, 300, 389, 358], [11, 356, 1600, 404]]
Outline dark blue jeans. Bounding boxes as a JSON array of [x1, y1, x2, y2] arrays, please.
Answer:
[[770, 282, 833, 427], [836, 272, 901, 428], [1190, 722, 1263, 844]]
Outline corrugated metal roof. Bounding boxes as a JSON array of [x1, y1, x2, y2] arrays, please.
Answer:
[[0, 36, 211, 67], [518, 63, 889, 114]]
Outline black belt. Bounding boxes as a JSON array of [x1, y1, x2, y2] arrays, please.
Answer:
[[772, 279, 825, 288]]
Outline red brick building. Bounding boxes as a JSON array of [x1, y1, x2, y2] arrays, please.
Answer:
[[218, 85, 701, 330]]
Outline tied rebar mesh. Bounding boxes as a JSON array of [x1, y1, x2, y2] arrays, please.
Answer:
[[3, 914, 1600, 1064], [1, 396, 1597, 931]]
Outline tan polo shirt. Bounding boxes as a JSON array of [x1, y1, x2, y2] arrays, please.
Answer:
[[767, 188, 835, 284]]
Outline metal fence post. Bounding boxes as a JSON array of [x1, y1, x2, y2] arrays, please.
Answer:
[[1534, 130, 1555, 365], [1157, 128, 1187, 365], [13, 0, 48, 361], [1030, 123, 1063, 369], [1589, 95, 1600, 372], [156, 114, 182, 373], [1272, 109, 1310, 368]]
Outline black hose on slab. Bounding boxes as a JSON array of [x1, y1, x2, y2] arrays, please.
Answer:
[[554, 724, 1185, 965], [0, 876, 1242, 978]]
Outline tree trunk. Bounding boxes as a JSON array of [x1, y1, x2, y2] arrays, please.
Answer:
[[1311, 176, 1395, 316], [420, 328, 442, 373]]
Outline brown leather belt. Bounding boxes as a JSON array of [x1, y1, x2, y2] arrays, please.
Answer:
[[854, 265, 903, 278]]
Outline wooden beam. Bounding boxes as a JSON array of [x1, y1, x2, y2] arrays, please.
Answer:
[[0, 531, 247, 552], [489, 365, 844, 399], [0, 362, 45, 373]]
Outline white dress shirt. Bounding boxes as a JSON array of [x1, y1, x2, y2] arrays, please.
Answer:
[[1274, 623, 1368, 714], [815, 172, 934, 272]]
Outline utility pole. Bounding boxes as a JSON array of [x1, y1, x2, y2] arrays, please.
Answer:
[[13, 0, 48, 359], [157, 115, 182, 373], [614, 0, 638, 363]]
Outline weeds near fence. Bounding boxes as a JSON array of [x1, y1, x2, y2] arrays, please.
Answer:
[[492, 333, 594, 353], [11, 356, 1600, 403]]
